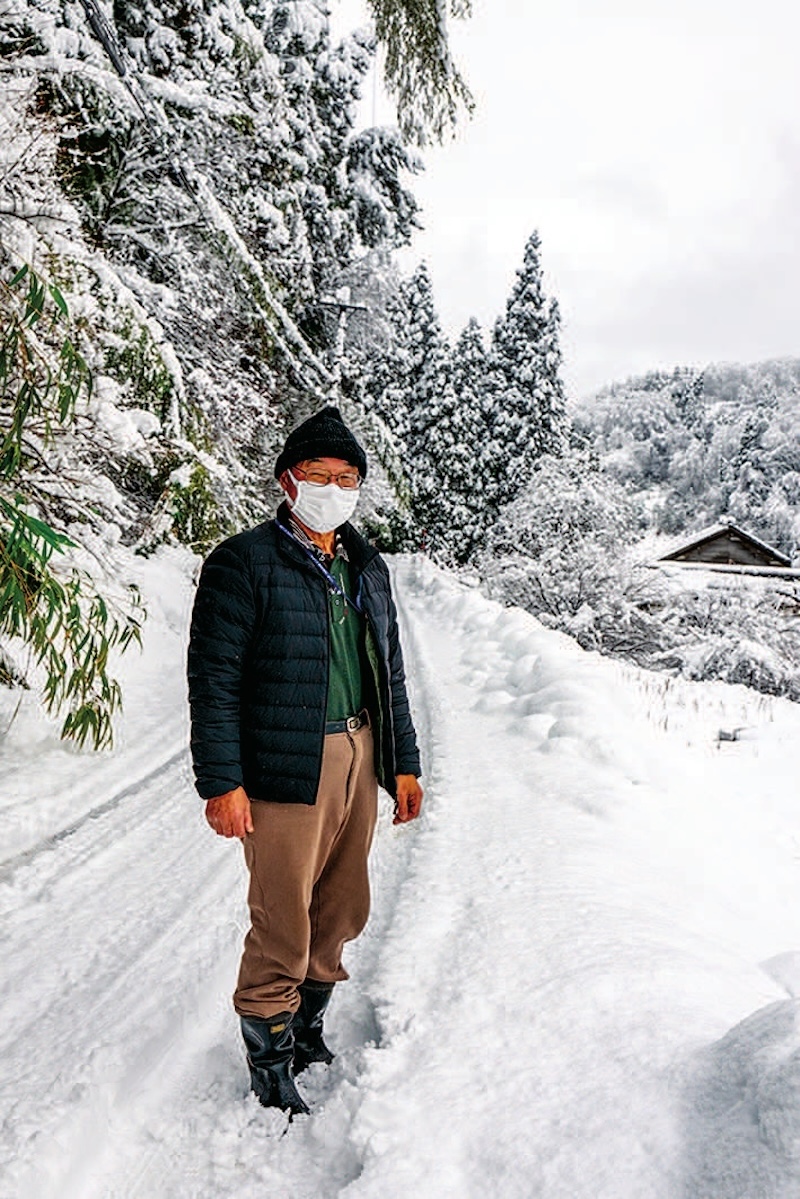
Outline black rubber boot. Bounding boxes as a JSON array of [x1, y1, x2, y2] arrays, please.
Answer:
[[293, 982, 335, 1075], [240, 1013, 310, 1115]]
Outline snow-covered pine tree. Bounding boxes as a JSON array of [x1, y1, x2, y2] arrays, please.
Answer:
[[360, 261, 458, 551], [402, 262, 451, 445], [410, 370, 466, 557], [452, 316, 487, 395], [360, 277, 412, 444], [672, 369, 705, 430], [363, 261, 443, 442], [437, 316, 490, 559], [487, 231, 567, 509]]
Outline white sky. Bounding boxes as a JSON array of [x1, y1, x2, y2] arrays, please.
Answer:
[[332, 0, 800, 397]]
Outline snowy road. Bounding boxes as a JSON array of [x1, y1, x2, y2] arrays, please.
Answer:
[[2, 551, 800, 1198]]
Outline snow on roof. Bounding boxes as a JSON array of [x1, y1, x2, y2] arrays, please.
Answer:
[[658, 521, 793, 567]]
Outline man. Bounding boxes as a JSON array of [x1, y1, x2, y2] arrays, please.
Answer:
[[187, 405, 423, 1116]]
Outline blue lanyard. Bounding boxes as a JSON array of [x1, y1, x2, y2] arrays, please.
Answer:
[[276, 521, 364, 614]]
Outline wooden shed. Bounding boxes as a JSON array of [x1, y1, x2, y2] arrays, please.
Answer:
[[659, 522, 793, 571]]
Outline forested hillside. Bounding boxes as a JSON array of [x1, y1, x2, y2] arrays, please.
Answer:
[[479, 359, 800, 702], [2, 0, 427, 551], [573, 359, 800, 557]]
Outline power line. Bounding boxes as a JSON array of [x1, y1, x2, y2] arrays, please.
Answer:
[[77, 0, 200, 215]]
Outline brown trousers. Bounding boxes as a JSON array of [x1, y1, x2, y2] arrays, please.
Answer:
[[233, 723, 379, 1020]]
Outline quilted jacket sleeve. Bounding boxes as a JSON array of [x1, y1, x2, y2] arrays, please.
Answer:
[[187, 541, 256, 800], [385, 583, 422, 778]]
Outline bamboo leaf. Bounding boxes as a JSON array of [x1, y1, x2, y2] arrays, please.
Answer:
[[48, 285, 69, 316], [0, 265, 143, 751]]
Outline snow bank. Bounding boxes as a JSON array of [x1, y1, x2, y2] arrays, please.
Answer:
[[683, 998, 800, 1197]]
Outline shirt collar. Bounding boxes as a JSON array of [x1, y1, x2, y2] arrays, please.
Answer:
[[287, 513, 349, 563]]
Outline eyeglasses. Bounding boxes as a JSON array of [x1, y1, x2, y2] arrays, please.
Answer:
[[293, 465, 363, 490]]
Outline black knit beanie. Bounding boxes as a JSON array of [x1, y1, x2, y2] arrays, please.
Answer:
[[274, 405, 368, 480]]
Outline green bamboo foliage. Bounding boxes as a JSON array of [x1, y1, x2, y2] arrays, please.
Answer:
[[0, 265, 143, 749]]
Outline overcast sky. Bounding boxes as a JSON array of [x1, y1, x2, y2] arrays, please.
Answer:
[[333, 0, 800, 397]]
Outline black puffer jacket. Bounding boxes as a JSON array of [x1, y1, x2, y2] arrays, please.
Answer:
[[187, 505, 421, 804]]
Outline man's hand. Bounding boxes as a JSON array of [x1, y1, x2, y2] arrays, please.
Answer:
[[393, 774, 423, 825], [205, 786, 254, 838]]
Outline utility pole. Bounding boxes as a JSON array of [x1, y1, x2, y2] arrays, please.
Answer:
[[316, 288, 367, 401]]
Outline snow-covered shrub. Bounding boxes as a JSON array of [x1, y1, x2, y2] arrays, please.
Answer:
[[479, 452, 644, 621], [651, 577, 800, 701]]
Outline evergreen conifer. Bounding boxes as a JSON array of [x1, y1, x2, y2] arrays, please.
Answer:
[[488, 231, 567, 508]]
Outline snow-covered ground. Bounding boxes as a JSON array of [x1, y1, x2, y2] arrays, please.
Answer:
[[2, 550, 800, 1198]]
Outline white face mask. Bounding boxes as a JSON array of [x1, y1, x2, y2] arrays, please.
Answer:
[[287, 471, 360, 533]]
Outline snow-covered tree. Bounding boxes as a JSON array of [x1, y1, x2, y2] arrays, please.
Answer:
[[486, 231, 567, 509], [364, 262, 453, 548], [480, 451, 643, 622], [410, 314, 504, 562], [363, 261, 445, 442], [346, 128, 422, 250], [2, 0, 426, 541], [360, 261, 505, 558], [0, 0, 440, 735], [401, 263, 451, 443], [445, 317, 492, 557], [361, 234, 571, 561]]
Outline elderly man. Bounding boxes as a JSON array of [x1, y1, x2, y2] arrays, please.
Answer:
[[187, 405, 423, 1116]]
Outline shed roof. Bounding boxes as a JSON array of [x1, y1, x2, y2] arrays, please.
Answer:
[[659, 522, 792, 568]]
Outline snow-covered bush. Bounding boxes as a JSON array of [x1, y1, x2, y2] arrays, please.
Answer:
[[649, 576, 800, 701], [479, 452, 644, 621]]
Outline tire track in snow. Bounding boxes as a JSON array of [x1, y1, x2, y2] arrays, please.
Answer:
[[0, 751, 248, 1199], [78, 556, 452, 1199], [0, 747, 188, 888]]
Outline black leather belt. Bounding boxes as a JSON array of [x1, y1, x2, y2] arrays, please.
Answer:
[[325, 709, 369, 735]]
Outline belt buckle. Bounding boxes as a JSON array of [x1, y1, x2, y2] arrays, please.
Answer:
[[346, 714, 361, 732]]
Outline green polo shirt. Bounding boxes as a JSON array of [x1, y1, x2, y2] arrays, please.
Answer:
[[326, 555, 366, 722]]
